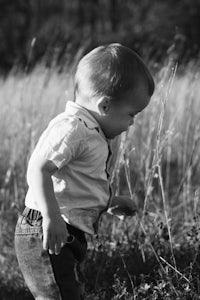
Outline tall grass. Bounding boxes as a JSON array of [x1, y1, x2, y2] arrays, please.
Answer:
[[0, 54, 200, 299]]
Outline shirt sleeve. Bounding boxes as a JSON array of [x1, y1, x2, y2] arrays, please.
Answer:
[[34, 117, 85, 169]]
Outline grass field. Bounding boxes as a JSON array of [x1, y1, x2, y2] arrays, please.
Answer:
[[0, 53, 200, 299]]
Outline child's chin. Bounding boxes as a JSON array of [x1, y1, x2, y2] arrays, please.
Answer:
[[109, 133, 118, 139], [107, 130, 122, 139]]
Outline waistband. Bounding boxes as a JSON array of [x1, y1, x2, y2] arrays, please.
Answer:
[[22, 206, 42, 221], [22, 207, 86, 242]]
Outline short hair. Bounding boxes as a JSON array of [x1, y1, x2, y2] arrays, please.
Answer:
[[74, 43, 155, 101]]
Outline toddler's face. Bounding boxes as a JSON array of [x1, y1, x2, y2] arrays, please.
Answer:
[[102, 84, 150, 139]]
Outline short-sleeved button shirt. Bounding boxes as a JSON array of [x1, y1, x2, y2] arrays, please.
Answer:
[[25, 101, 112, 235]]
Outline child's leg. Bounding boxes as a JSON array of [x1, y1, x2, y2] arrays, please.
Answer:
[[14, 208, 87, 300]]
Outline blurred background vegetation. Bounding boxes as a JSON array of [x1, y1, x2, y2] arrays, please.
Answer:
[[1, 1, 200, 299], [0, 0, 200, 73]]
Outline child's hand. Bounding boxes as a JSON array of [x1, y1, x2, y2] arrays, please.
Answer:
[[107, 195, 138, 218], [42, 214, 69, 255]]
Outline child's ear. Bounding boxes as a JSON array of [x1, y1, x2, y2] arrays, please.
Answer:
[[96, 97, 110, 115]]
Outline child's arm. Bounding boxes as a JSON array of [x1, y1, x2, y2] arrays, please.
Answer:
[[107, 195, 138, 217], [27, 153, 69, 255]]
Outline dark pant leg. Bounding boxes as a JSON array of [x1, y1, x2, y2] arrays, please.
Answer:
[[49, 223, 87, 300], [49, 247, 81, 300]]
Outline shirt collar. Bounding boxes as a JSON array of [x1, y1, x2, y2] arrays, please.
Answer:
[[65, 101, 106, 139]]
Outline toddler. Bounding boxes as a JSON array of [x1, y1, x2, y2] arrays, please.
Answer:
[[15, 43, 155, 300]]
